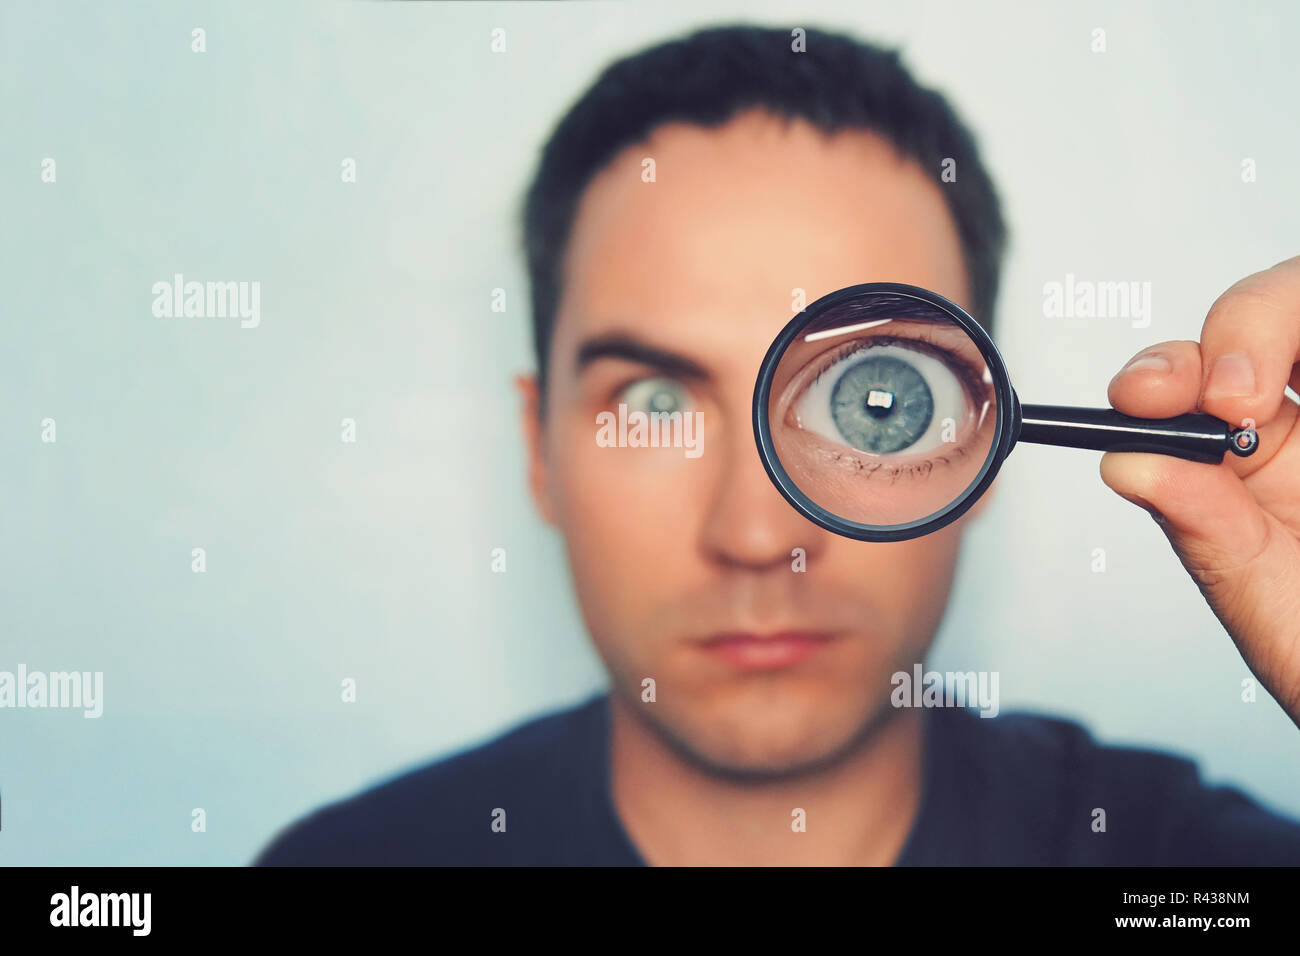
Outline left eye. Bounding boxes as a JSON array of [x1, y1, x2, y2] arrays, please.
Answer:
[[792, 343, 968, 456]]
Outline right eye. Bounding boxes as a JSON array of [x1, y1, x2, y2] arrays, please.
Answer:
[[791, 341, 970, 456], [618, 377, 692, 415]]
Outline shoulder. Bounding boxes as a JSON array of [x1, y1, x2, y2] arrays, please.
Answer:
[[254, 694, 607, 866], [930, 706, 1300, 865]]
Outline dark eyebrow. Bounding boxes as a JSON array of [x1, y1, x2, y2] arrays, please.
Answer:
[[574, 331, 710, 381]]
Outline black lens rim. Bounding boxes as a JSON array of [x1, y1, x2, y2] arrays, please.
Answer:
[[752, 282, 1016, 542]]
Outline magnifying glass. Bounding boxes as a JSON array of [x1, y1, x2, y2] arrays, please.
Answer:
[[752, 282, 1260, 542]]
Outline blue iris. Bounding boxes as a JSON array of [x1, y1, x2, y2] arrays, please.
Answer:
[[646, 386, 682, 414], [829, 354, 933, 453]]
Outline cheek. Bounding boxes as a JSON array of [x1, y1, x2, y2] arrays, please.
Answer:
[[549, 414, 709, 527], [883, 530, 964, 628], [823, 529, 963, 631], [546, 416, 711, 621]]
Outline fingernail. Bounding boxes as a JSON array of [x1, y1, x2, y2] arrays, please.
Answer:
[[1205, 352, 1256, 400], [1120, 352, 1173, 375]]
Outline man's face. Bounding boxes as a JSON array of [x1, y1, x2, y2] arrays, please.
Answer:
[[523, 108, 978, 775]]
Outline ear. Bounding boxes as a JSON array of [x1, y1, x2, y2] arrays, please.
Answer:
[[965, 475, 998, 522], [516, 374, 557, 526]]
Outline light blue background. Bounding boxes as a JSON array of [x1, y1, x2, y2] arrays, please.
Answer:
[[1, 0, 1297, 865]]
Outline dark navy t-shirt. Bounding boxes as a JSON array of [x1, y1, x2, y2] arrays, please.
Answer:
[[255, 693, 1300, 865]]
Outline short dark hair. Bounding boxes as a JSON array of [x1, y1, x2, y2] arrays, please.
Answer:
[[520, 23, 1007, 402]]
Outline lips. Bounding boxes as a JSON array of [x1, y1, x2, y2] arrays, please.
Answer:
[[699, 631, 836, 670]]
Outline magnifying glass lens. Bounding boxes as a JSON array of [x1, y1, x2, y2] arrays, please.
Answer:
[[765, 292, 1001, 530]]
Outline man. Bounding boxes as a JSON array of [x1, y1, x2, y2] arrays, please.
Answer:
[[257, 24, 1300, 865]]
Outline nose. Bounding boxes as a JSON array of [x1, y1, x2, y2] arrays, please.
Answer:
[[698, 411, 826, 570]]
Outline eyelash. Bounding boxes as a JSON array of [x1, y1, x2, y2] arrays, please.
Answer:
[[608, 373, 688, 408], [808, 332, 987, 405], [822, 442, 970, 483]]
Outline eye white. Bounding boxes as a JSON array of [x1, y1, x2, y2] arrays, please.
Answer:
[[792, 344, 967, 456]]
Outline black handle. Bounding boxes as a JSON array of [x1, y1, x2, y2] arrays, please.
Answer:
[[1016, 404, 1258, 463]]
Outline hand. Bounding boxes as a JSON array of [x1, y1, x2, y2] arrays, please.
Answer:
[[1101, 256, 1300, 728]]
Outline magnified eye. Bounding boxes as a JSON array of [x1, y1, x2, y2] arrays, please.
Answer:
[[620, 377, 692, 415], [793, 342, 969, 456]]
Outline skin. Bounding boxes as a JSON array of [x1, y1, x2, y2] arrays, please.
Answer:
[[519, 105, 1300, 864], [1103, 258, 1300, 729], [519, 107, 985, 865]]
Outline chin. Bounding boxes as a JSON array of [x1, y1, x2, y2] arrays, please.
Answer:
[[660, 682, 882, 778]]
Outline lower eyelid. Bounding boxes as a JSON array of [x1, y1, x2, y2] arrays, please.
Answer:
[[817, 438, 968, 481]]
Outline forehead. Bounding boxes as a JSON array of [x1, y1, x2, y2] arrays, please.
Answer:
[[552, 108, 969, 380]]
